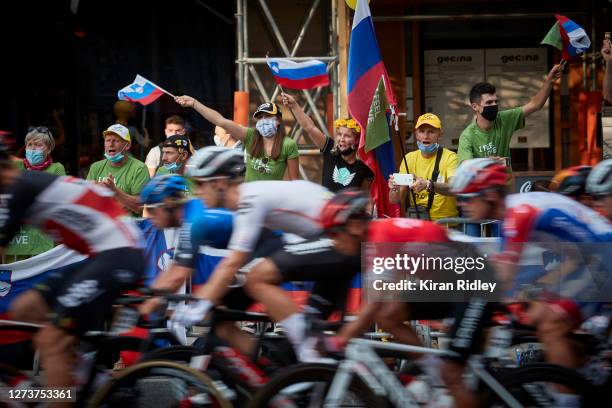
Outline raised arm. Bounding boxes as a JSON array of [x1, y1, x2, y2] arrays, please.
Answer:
[[279, 92, 327, 150], [175, 95, 248, 141], [522, 65, 562, 118], [602, 38, 612, 104]]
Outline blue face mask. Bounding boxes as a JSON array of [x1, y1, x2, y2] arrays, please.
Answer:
[[417, 141, 439, 153], [25, 149, 46, 165], [164, 161, 182, 173], [104, 144, 127, 163]]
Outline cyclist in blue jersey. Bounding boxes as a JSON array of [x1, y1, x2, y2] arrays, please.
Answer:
[[450, 159, 612, 407], [586, 159, 612, 222]]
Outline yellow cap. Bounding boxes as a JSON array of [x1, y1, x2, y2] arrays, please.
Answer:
[[102, 124, 131, 143], [415, 113, 442, 130]]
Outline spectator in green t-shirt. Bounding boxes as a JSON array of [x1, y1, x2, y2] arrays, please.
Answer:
[[155, 134, 196, 193], [174, 95, 299, 181], [17, 126, 66, 175], [86, 124, 150, 213], [457, 65, 563, 167]]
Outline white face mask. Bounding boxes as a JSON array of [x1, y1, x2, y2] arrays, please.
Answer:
[[255, 118, 278, 138]]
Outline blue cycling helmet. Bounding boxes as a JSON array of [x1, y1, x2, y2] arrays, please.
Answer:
[[140, 174, 187, 206]]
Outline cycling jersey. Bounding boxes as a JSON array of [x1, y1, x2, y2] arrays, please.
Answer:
[[499, 192, 612, 265], [229, 181, 332, 252], [0, 172, 142, 255], [367, 217, 450, 243]]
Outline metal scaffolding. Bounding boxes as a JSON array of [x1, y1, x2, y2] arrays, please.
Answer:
[[235, 0, 340, 180]]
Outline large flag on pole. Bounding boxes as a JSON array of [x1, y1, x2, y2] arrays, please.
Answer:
[[118, 75, 173, 106], [541, 15, 591, 60], [348, 0, 399, 217], [266, 58, 330, 89]]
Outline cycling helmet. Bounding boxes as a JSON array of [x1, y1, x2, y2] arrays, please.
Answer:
[[549, 165, 591, 197], [586, 159, 612, 197], [320, 189, 370, 230], [450, 158, 508, 196], [140, 174, 187, 206], [185, 146, 245, 179]]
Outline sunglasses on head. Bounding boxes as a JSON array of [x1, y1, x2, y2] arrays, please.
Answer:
[[28, 126, 50, 135]]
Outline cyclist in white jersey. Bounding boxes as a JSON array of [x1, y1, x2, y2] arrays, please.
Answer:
[[170, 148, 332, 332]]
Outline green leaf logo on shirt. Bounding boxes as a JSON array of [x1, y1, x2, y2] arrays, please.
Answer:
[[333, 166, 356, 186]]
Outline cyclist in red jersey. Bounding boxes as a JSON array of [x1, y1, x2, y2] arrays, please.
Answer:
[[0, 144, 144, 396], [319, 190, 492, 407]]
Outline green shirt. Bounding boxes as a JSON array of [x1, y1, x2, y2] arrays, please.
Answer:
[[457, 107, 525, 164], [86, 155, 150, 196], [155, 166, 196, 194], [16, 160, 66, 175], [244, 128, 299, 182]]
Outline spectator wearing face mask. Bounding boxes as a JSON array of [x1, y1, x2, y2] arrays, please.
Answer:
[[280, 92, 373, 192], [389, 113, 458, 221], [457, 65, 562, 167], [86, 124, 150, 213], [214, 126, 242, 149], [174, 95, 299, 181], [145, 115, 187, 177], [17, 127, 65, 175]]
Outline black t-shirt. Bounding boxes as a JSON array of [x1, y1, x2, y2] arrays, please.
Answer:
[[321, 138, 373, 192]]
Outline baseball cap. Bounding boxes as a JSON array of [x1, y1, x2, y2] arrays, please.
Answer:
[[253, 102, 282, 119], [415, 113, 442, 130], [162, 134, 193, 155], [103, 124, 131, 142]]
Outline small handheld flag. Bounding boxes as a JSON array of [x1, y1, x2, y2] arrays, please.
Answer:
[[266, 58, 329, 90], [541, 15, 591, 60], [118, 75, 174, 106]]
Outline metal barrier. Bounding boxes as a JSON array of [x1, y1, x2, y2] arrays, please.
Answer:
[[435, 217, 501, 238]]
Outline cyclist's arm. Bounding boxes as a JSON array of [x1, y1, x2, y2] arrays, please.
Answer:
[[192, 250, 250, 304]]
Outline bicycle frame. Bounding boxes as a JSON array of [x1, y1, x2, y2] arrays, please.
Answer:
[[324, 338, 523, 408]]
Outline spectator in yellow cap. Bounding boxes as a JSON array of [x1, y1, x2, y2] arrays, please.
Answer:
[[86, 124, 150, 213], [389, 113, 458, 221], [279, 92, 373, 192]]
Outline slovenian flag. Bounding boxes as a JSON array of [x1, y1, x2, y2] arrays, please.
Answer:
[[541, 15, 591, 60], [118, 75, 169, 105], [348, 0, 399, 217], [266, 58, 329, 90]]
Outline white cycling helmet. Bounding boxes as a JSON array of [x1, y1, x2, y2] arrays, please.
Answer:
[[586, 159, 612, 197], [185, 146, 245, 179]]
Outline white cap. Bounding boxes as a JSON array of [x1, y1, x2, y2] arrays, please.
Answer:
[[102, 124, 131, 142]]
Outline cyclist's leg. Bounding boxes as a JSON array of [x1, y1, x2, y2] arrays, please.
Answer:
[[38, 248, 143, 391], [9, 260, 84, 323], [527, 300, 583, 368], [245, 258, 298, 322], [442, 298, 494, 408], [214, 287, 257, 356]]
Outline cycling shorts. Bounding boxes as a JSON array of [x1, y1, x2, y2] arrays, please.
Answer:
[[36, 247, 144, 335]]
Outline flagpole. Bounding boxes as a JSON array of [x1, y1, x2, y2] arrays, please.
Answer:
[[145, 76, 176, 98]]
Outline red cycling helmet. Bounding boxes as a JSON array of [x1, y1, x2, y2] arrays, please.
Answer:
[[320, 189, 371, 230], [450, 158, 508, 196]]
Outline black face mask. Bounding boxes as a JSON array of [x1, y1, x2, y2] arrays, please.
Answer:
[[339, 146, 356, 156], [481, 105, 498, 122]]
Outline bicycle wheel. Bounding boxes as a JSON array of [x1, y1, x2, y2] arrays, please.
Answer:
[[247, 363, 391, 408], [479, 363, 601, 407], [87, 360, 232, 408]]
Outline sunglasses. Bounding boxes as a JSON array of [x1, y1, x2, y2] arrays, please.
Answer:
[[28, 126, 51, 135]]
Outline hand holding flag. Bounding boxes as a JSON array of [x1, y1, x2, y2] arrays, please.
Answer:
[[118, 75, 174, 106], [266, 58, 329, 90]]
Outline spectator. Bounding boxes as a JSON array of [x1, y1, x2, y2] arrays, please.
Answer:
[[86, 124, 150, 213], [214, 125, 242, 149], [145, 115, 187, 177], [280, 92, 373, 192], [156, 134, 194, 176], [174, 95, 299, 181], [389, 113, 458, 221], [457, 65, 563, 167], [603, 36, 612, 104], [17, 127, 65, 175]]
